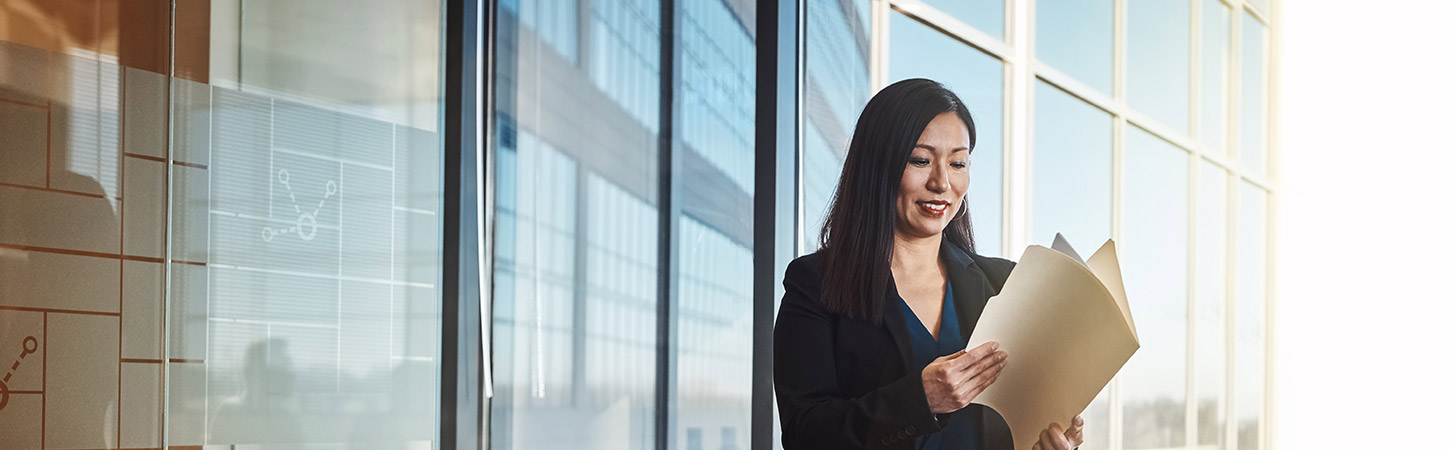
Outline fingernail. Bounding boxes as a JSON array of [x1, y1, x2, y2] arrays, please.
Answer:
[[990, 342, 999, 351]]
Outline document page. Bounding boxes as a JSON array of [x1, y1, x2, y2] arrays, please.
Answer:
[[965, 236, 1139, 450]]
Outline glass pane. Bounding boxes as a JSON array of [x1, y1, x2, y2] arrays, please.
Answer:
[[675, 0, 755, 448], [1081, 387, 1111, 449], [889, 13, 1006, 256], [1125, 0, 1190, 132], [1239, 14, 1268, 173], [1200, 1, 1231, 153], [492, 0, 661, 448], [1246, 0, 1270, 17], [1197, 163, 1229, 448], [1119, 126, 1188, 449], [1036, 0, 1114, 94], [801, 0, 872, 252], [1236, 183, 1268, 450], [1031, 80, 1112, 247], [923, 0, 1005, 39], [1, 1, 445, 447], [501, 0, 580, 63]]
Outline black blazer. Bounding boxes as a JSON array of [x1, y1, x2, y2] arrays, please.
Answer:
[[774, 239, 1017, 450]]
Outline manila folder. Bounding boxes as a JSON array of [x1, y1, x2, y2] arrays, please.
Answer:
[[964, 237, 1139, 450]]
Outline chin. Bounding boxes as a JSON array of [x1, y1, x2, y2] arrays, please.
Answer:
[[904, 221, 949, 238]]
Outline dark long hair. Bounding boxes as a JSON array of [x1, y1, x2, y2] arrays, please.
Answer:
[[819, 78, 978, 325]]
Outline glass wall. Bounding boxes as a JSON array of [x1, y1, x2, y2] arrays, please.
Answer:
[[490, 0, 755, 449], [1125, 0, 1190, 133], [800, 0, 871, 253], [0, 0, 444, 448], [492, 0, 661, 447], [675, 0, 757, 448], [1119, 127, 1189, 449], [1237, 183, 1268, 450], [1036, 0, 1114, 94], [3, 0, 1278, 449], [833, 1, 1277, 449], [1197, 164, 1229, 449]]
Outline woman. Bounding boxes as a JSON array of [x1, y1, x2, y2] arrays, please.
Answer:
[[774, 79, 1084, 450]]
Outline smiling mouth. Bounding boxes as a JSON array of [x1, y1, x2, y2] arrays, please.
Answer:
[[916, 200, 950, 217]]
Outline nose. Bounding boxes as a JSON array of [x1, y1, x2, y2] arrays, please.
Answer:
[[925, 163, 950, 193]]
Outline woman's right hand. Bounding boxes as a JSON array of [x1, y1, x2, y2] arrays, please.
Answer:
[[921, 341, 1008, 414]]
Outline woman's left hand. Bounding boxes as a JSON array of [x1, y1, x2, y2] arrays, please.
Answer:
[[1031, 415, 1084, 450]]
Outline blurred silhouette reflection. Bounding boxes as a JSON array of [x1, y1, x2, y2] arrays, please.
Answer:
[[210, 338, 302, 444]]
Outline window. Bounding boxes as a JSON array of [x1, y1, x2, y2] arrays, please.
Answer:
[[801, 0, 872, 252], [1119, 126, 1189, 449], [1031, 81, 1112, 247], [1036, 0, 1114, 94], [1201, 1, 1231, 153], [1236, 183, 1269, 450], [889, 12, 1006, 255], [491, 0, 662, 446], [923, 0, 1005, 39], [1126, 0, 1190, 132], [1197, 163, 1230, 448], [1240, 14, 1270, 174]]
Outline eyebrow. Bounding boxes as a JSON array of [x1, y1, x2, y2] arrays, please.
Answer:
[[915, 144, 972, 153]]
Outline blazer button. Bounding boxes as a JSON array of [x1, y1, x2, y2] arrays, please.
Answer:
[[906, 425, 917, 434], [881, 437, 892, 446]]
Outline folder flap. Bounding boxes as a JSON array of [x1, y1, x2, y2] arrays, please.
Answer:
[[1085, 239, 1137, 342]]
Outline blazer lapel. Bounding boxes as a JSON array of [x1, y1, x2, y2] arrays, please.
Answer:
[[881, 275, 916, 374], [880, 240, 994, 372], [941, 240, 994, 343]]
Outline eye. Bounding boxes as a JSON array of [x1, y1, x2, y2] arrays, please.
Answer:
[[950, 161, 968, 169], [908, 157, 930, 167]]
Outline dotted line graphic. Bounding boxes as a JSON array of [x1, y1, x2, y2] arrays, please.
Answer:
[[0, 336, 39, 411], [262, 168, 338, 242]]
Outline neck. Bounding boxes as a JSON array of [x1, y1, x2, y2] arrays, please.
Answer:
[[891, 230, 943, 274]]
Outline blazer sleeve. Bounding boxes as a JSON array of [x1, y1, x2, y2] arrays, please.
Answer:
[[773, 257, 944, 450]]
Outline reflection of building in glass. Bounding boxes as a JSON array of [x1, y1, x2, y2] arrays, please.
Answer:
[[801, 0, 871, 252], [491, 0, 757, 449]]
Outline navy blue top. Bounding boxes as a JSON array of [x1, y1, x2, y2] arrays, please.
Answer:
[[900, 282, 980, 450]]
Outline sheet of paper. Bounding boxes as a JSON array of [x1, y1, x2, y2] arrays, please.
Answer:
[[1050, 233, 1085, 264], [965, 239, 1139, 450]]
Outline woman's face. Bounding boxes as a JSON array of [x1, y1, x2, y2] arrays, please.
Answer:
[[895, 112, 971, 239]]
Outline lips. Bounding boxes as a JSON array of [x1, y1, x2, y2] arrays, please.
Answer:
[[916, 200, 950, 217]]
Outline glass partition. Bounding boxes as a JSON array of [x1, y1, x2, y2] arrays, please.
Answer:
[[0, 1, 445, 448]]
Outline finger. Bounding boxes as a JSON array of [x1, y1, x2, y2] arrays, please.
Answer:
[[1039, 428, 1053, 450], [958, 374, 992, 403], [939, 347, 970, 361], [962, 354, 1007, 386], [1031, 441, 1044, 450], [967, 342, 1001, 363], [1048, 423, 1072, 450], [1044, 424, 1060, 450], [1067, 415, 1085, 445], [959, 362, 1007, 403], [951, 341, 999, 366], [959, 350, 1007, 379], [955, 359, 1006, 401]]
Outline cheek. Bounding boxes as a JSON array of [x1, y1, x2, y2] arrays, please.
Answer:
[[955, 172, 970, 194], [898, 171, 924, 198]]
